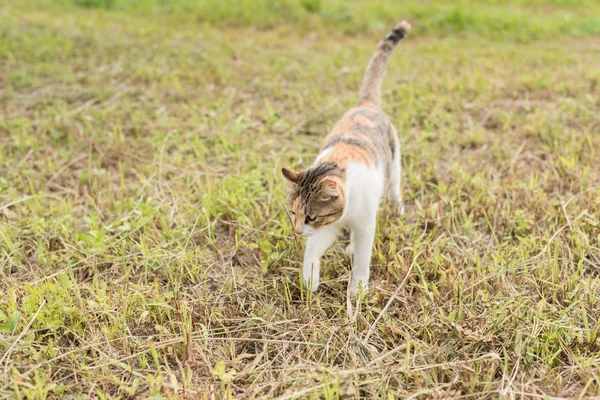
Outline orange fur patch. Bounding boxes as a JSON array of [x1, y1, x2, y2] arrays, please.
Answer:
[[319, 142, 373, 166]]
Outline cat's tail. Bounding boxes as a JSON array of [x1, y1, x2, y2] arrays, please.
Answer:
[[358, 21, 411, 107]]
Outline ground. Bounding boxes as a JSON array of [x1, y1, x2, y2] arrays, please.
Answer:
[[1, 1, 600, 399]]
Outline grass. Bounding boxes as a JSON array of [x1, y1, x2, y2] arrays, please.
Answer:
[[21, 0, 600, 39], [1, 0, 599, 398]]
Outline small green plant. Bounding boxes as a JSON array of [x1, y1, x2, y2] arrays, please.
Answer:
[[73, 0, 116, 9]]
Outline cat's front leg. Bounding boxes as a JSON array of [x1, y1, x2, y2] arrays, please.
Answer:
[[302, 225, 340, 292], [349, 216, 376, 297]]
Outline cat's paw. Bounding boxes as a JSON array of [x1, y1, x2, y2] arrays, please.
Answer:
[[389, 201, 405, 217], [387, 193, 405, 217], [397, 202, 405, 216], [302, 261, 320, 292], [303, 276, 319, 292], [349, 279, 369, 297]]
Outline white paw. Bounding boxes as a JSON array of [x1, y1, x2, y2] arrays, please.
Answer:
[[303, 276, 319, 292], [388, 194, 404, 216], [398, 202, 405, 216], [390, 199, 405, 216], [302, 260, 320, 292], [349, 279, 369, 297]]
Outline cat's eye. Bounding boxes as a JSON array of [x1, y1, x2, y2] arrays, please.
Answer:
[[290, 211, 296, 216], [305, 215, 316, 224]]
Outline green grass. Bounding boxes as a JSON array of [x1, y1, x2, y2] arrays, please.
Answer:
[[20, 0, 600, 40], [1, 0, 600, 398]]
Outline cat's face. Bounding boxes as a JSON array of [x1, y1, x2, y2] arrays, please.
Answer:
[[281, 164, 345, 236]]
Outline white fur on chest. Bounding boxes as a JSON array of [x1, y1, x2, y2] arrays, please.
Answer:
[[338, 161, 385, 229]]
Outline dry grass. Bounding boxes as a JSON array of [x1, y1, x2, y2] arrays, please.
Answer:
[[1, 1, 600, 399]]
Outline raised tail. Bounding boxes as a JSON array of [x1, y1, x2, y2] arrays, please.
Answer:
[[358, 21, 411, 107]]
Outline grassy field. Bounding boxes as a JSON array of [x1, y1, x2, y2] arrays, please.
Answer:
[[1, 0, 600, 398]]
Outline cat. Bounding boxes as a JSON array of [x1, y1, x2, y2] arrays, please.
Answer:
[[282, 21, 411, 297]]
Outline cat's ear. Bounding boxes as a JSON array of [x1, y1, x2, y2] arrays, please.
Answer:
[[281, 168, 302, 184], [321, 178, 340, 198]]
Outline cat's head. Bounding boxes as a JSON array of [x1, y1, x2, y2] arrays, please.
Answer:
[[281, 162, 345, 236]]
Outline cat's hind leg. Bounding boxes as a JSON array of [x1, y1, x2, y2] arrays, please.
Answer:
[[387, 130, 404, 216], [349, 214, 376, 297]]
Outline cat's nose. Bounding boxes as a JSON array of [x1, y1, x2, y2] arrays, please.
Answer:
[[294, 224, 304, 235]]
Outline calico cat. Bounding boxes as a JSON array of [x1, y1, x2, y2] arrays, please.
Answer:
[[282, 21, 411, 296]]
